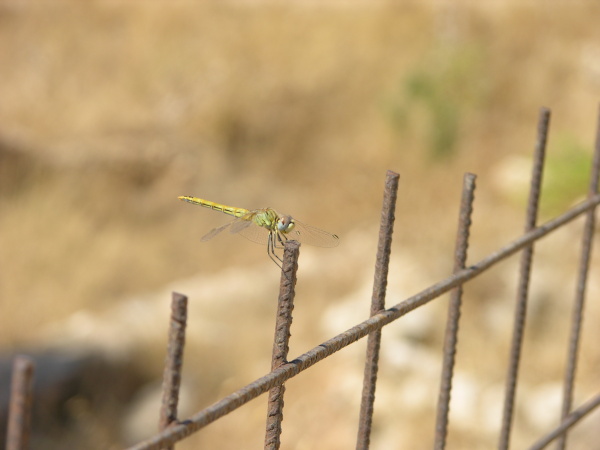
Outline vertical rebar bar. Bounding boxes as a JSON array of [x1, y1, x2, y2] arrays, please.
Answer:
[[356, 170, 400, 450], [264, 240, 300, 450], [6, 355, 35, 450], [556, 105, 600, 450], [499, 108, 550, 450], [434, 173, 477, 450], [159, 292, 188, 450]]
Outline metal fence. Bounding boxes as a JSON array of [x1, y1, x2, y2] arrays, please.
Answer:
[[6, 106, 600, 449]]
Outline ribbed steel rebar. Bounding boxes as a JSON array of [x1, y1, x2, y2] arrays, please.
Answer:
[[356, 170, 399, 450], [6, 355, 35, 450], [499, 108, 550, 450], [264, 241, 300, 450], [159, 292, 188, 450], [556, 105, 600, 450], [434, 173, 477, 450]]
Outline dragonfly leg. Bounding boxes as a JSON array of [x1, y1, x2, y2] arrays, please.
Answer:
[[273, 233, 286, 263], [273, 231, 288, 249], [267, 232, 283, 269]]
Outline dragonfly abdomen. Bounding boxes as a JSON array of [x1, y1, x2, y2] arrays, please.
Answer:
[[178, 196, 248, 218]]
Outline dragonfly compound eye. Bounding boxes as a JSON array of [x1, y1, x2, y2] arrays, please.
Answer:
[[278, 216, 295, 232]]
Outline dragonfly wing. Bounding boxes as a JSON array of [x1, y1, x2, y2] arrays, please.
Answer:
[[285, 220, 340, 247], [229, 215, 254, 234], [200, 221, 235, 242], [196, 206, 339, 248], [228, 215, 270, 245]]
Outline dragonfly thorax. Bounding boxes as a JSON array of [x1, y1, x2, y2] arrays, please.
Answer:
[[277, 215, 295, 233]]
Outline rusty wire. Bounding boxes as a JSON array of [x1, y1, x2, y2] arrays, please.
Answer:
[[434, 172, 477, 450], [127, 189, 600, 450], [6, 355, 35, 450], [158, 292, 188, 450], [356, 170, 399, 450], [264, 240, 300, 450], [499, 107, 550, 450], [556, 105, 600, 450]]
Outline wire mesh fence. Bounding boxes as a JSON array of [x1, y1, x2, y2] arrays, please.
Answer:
[[5, 105, 600, 449]]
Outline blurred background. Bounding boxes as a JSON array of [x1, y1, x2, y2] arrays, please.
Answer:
[[1, 1, 600, 449]]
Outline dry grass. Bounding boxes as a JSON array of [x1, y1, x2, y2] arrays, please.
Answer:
[[1, 1, 600, 448]]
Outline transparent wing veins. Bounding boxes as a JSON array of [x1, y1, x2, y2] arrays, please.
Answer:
[[284, 220, 339, 247]]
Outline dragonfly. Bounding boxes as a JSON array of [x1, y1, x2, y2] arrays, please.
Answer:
[[178, 196, 339, 267]]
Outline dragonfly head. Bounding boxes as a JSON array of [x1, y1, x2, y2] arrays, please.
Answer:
[[277, 215, 295, 233]]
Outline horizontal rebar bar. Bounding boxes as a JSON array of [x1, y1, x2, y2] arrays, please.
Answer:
[[127, 192, 600, 450], [528, 391, 600, 450]]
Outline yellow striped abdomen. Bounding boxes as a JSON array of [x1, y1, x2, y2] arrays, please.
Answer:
[[178, 196, 249, 218]]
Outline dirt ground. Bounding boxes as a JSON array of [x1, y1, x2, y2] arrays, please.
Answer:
[[1, 1, 600, 449]]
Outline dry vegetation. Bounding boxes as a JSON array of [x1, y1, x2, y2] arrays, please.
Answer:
[[1, 1, 600, 449]]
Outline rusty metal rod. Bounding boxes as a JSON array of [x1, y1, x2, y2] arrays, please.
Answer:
[[6, 355, 35, 450], [126, 191, 600, 450], [499, 107, 550, 450], [556, 105, 600, 450], [264, 240, 300, 450], [158, 292, 189, 450], [434, 173, 477, 450], [528, 391, 600, 450], [356, 170, 399, 450]]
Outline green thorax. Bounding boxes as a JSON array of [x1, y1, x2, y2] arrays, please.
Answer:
[[251, 208, 280, 231]]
